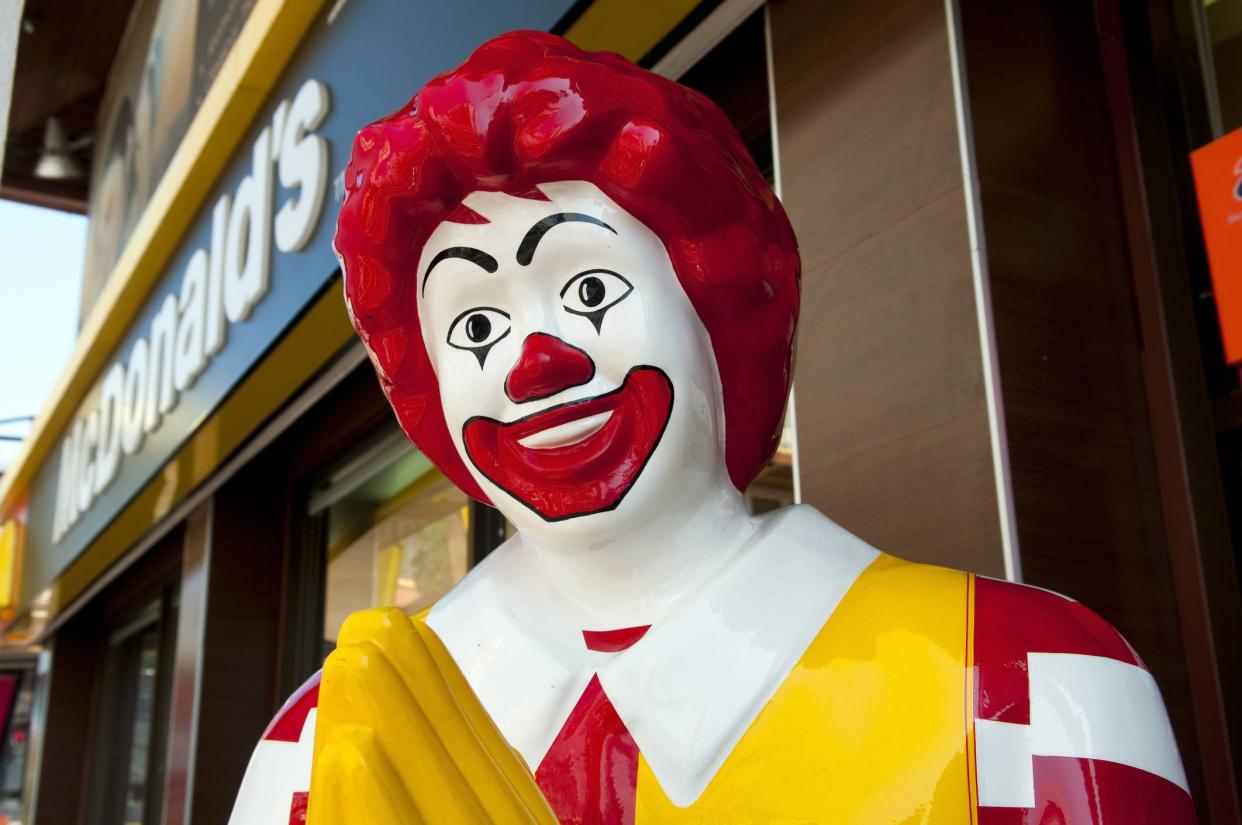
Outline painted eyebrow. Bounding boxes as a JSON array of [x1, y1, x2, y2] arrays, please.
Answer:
[[516, 213, 616, 266], [421, 246, 499, 295]]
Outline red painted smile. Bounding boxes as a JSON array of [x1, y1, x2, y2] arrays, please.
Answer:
[[462, 367, 674, 521]]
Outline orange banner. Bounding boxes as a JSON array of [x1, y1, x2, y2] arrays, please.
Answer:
[[1191, 127, 1242, 366]]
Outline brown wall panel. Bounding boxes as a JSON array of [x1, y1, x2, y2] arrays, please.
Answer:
[[161, 505, 211, 825], [31, 628, 94, 825], [772, 0, 1005, 575], [33, 526, 182, 825], [958, 0, 1204, 810], [184, 460, 288, 825]]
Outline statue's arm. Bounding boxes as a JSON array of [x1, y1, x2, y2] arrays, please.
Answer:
[[972, 576, 1198, 823], [307, 607, 557, 824], [226, 672, 320, 825], [225, 608, 555, 824]]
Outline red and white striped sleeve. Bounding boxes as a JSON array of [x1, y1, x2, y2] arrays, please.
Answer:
[[226, 671, 321, 825], [972, 576, 1198, 824]]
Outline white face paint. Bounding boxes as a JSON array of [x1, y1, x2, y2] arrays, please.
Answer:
[[416, 180, 730, 543]]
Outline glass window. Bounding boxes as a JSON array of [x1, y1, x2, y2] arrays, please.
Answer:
[[1205, 0, 1242, 132], [121, 627, 159, 825], [316, 429, 471, 650], [677, 10, 773, 183], [86, 602, 171, 825], [0, 667, 34, 824]]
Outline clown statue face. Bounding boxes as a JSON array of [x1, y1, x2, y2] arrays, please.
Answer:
[[414, 180, 776, 631], [417, 182, 726, 535], [228, 31, 1196, 825]]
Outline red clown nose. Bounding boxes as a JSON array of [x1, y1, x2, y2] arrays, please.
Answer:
[[505, 333, 596, 403]]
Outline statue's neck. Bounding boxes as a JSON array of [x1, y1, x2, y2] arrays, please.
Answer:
[[521, 487, 757, 630]]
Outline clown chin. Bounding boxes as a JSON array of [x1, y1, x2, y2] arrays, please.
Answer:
[[462, 366, 674, 522]]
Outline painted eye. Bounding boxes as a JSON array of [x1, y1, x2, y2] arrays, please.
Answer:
[[560, 269, 633, 332], [447, 307, 512, 367]]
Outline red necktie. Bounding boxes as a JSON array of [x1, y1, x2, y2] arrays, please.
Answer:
[[534, 626, 651, 825]]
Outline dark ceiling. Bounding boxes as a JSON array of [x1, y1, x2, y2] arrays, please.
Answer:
[[2, 0, 139, 213]]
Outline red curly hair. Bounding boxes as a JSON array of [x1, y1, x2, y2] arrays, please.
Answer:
[[335, 30, 800, 504]]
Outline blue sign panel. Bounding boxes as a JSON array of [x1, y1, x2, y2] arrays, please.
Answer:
[[24, 0, 574, 600]]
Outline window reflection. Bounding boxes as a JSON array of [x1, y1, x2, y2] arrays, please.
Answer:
[[322, 444, 470, 651], [0, 669, 33, 825], [122, 628, 159, 825], [1206, 0, 1242, 132]]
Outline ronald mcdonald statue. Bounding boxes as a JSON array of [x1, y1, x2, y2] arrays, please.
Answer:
[[229, 30, 1197, 825]]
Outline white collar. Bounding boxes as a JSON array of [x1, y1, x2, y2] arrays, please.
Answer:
[[426, 504, 879, 807]]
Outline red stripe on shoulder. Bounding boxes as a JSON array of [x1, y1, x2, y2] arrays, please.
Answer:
[[978, 756, 1197, 825], [974, 578, 1140, 724], [288, 791, 309, 824], [263, 671, 321, 743]]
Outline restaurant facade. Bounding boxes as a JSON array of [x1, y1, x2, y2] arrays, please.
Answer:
[[0, 0, 1239, 822]]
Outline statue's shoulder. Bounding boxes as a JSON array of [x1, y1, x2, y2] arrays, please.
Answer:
[[969, 576, 1194, 820], [768, 511, 1197, 822], [764, 505, 1142, 662], [755, 503, 968, 601], [971, 574, 1142, 666], [226, 670, 319, 824]]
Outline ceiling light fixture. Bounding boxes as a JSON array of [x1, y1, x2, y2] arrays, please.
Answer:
[[33, 117, 84, 180]]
